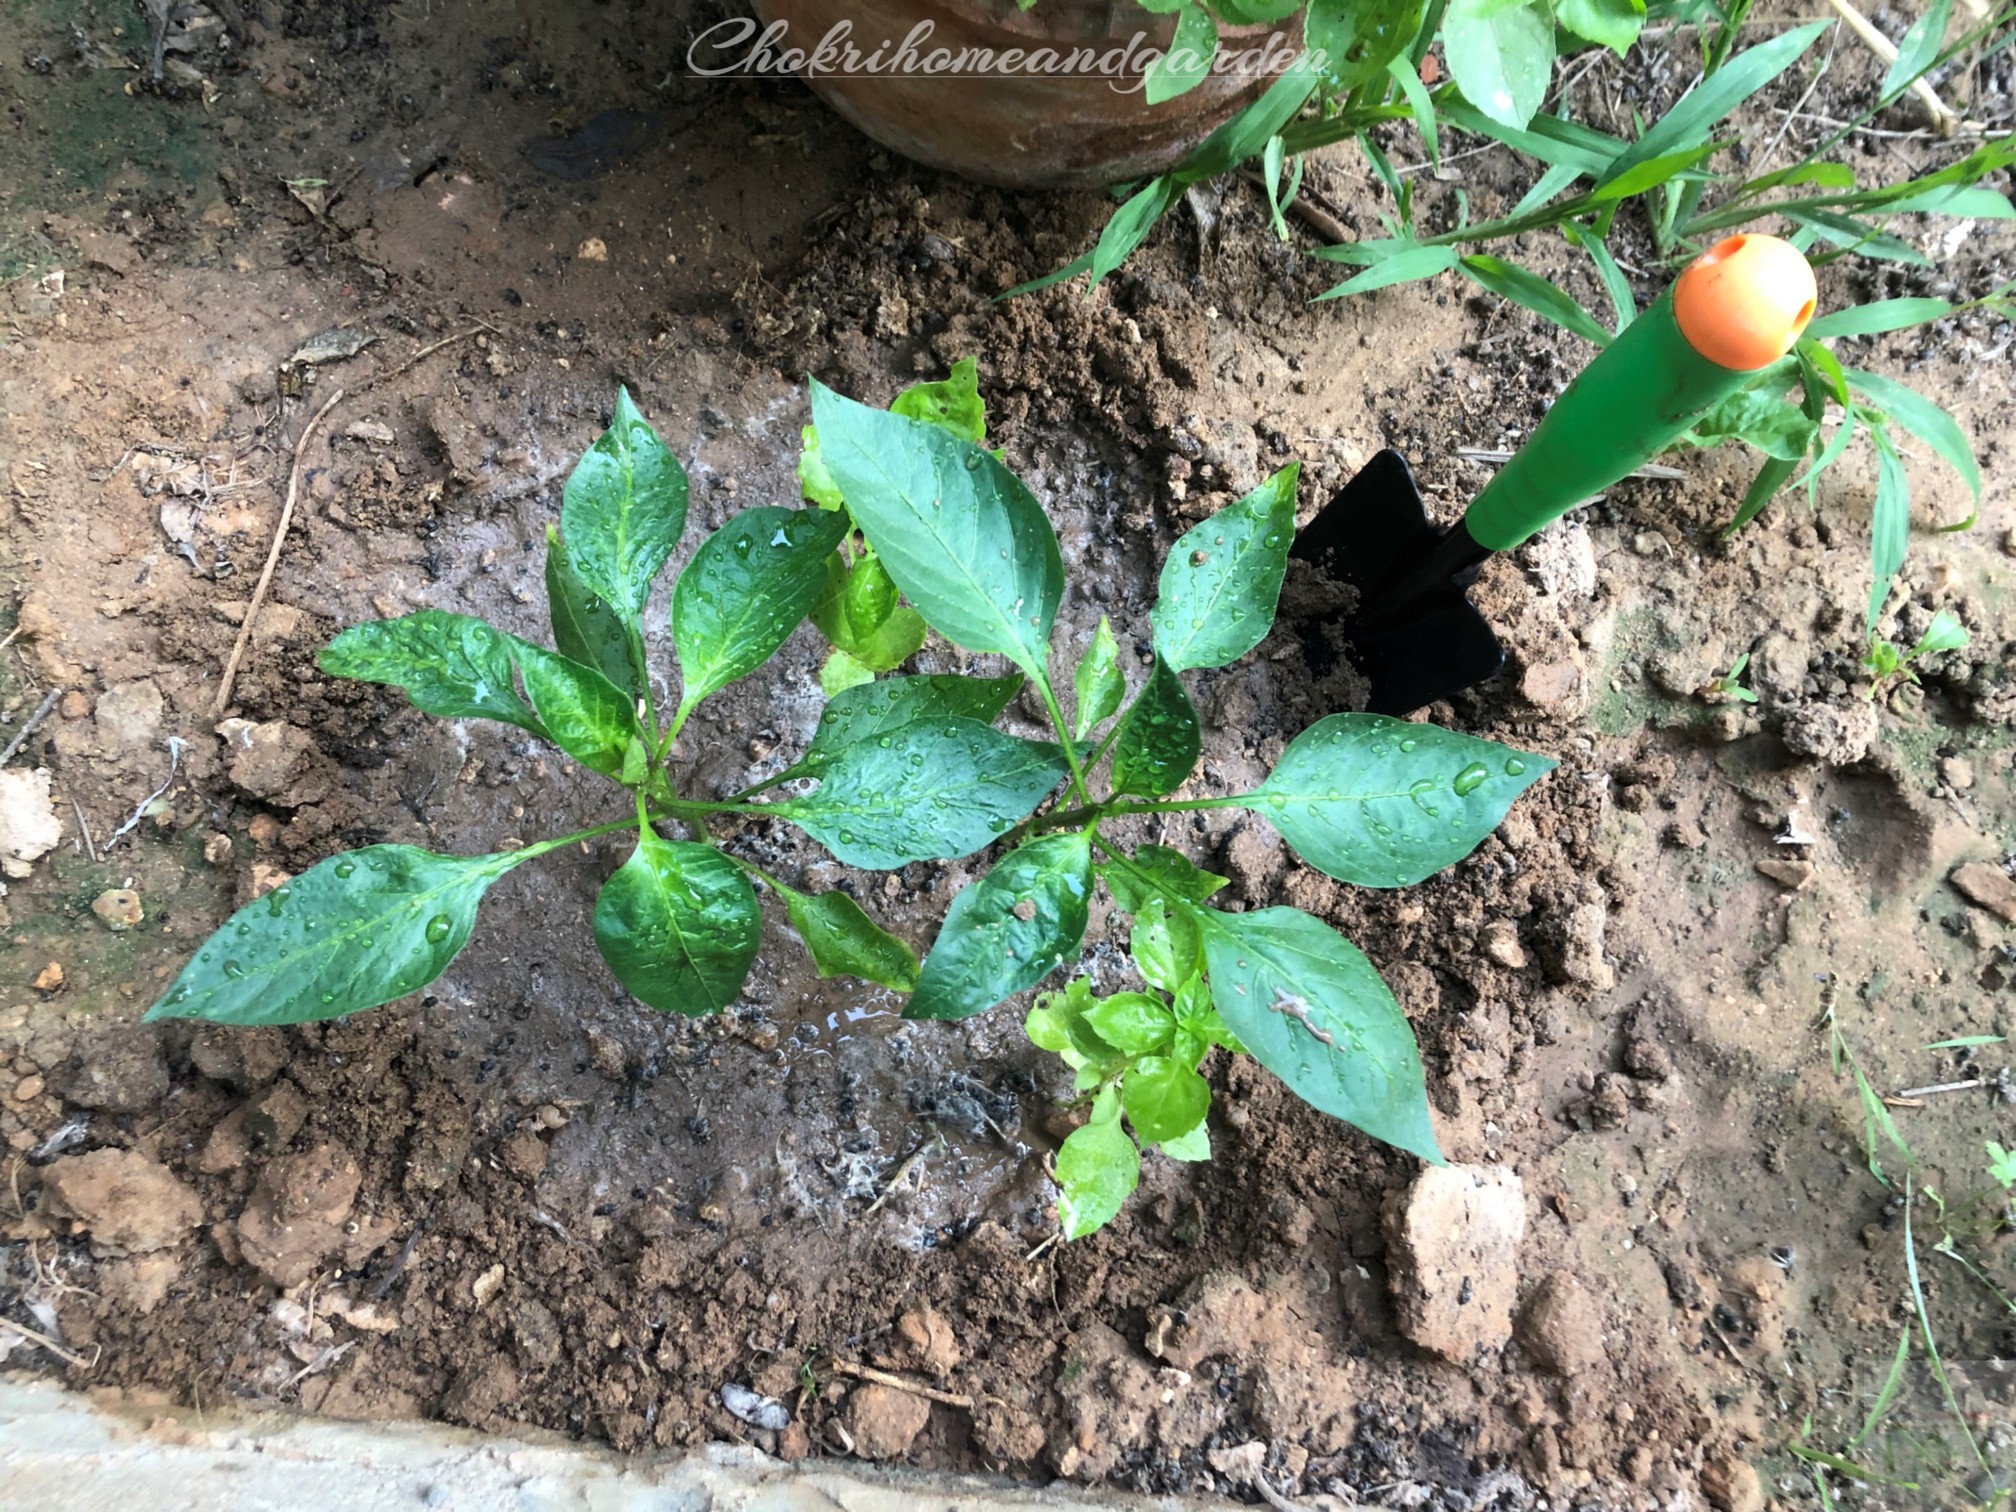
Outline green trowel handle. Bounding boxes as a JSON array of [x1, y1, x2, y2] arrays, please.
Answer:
[[1463, 291, 1753, 552]]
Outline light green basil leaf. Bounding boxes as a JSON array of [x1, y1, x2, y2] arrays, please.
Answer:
[[907, 833, 1094, 1020], [560, 387, 689, 621], [814, 552, 929, 672], [545, 525, 642, 697], [1083, 991, 1177, 1056], [1151, 464, 1298, 671], [593, 831, 759, 1015], [1055, 1087, 1139, 1240], [513, 640, 642, 779], [1160, 1120, 1212, 1161], [1123, 1055, 1210, 1144], [774, 716, 1071, 869], [819, 648, 876, 696], [321, 611, 544, 733], [1197, 906, 1441, 1161], [1131, 895, 1202, 994], [672, 506, 850, 704], [797, 424, 847, 510], [1443, 0, 1555, 130], [1073, 617, 1126, 739], [1110, 654, 1202, 799], [1031, 977, 1126, 1067], [843, 551, 900, 637], [1555, 0, 1644, 53], [891, 357, 987, 443], [1246, 714, 1552, 887], [1306, 0, 1424, 92], [785, 672, 1026, 783], [1102, 845, 1228, 913], [1175, 973, 1245, 1055], [146, 846, 521, 1026], [779, 884, 919, 993], [809, 382, 1062, 680]]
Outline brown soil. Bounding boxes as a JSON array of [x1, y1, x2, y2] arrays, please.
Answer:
[[4, 2, 2014, 1507]]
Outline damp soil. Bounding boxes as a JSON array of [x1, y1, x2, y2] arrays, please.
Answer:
[[3, 2, 2016, 1506]]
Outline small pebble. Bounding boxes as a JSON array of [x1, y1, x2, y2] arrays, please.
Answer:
[[92, 888, 144, 930]]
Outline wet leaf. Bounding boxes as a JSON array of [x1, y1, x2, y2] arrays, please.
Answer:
[[1150, 464, 1298, 670], [1028, 977, 1125, 1067], [1110, 654, 1202, 799], [1555, 0, 1644, 54], [1305, 0, 1423, 92], [809, 381, 1062, 680], [1443, 0, 1554, 130], [1197, 905, 1442, 1162], [593, 830, 759, 1014], [813, 552, 928, 673], [672, 506, 850, 704], [1247, 714, 1552, 887], [1084, 991, 1176, 1056], [1072, 617, 1125, 739], [561, 387, 689, 621], [1123, 1055, 1210, 1143], [890, 356, 987, 443], [145, 846, 520, 1026], [1101, 845, 1228, 912], [774, 716, 1071, 869], [513, 640, 644, 779], [779, 884, 919, 993], [797, 425, 846, 509], [784, 672, 1025, 783], [842, 551, 900, 636], [1131, 896, 1201, 994], [321, 611, 544, 734], [1160, 1121, 1212, 1161], [1055, 1087, 1139, 1239], [1146, 2, 1218, 104], [819, 647, 876, 696], [907, 833, 1094, 1020], [545, 525, 641, 697]]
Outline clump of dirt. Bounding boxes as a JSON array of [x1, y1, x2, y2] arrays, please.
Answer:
[[3, 1, 2015, 1506]]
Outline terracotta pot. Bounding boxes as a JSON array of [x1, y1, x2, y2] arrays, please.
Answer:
[[744, 0, 1303, 188]]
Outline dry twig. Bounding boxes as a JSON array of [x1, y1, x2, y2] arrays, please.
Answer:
[[0, 1314, 101, 1370], [1821, 0, 1961, 135], [830, 1357, 978, 1410], [0, 687, 64, 767]]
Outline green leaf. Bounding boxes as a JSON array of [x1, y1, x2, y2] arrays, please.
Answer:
[[814, 553, 929, 673], [1314, 244, 1460, 300], [513, 640, 643, 779], [1090, 176, 1184, 289], [593, 830, 760, 1014], [1565, 224, 1635, 333], [561, 387, 690, 621], [1724, 455, 1797, 536], [1031, 977, 1127, 1066], [1805, 299, 1953, 340], [1880, 0, 1952, 104], [1084, 992, 1177, 1056], [779, 884, 919, 992], [1147, 3, 1218, 105], [146, 845, 520, 1026], [1196, 906, 1442, 1161], [1458, 254, 1611, 346], [1987, 1140, 2016, 1189], [1150, 464, 1299, 670], [1436, 99, 1622, 176], [1306, 0, 1426, 92], [775, 716, 1071, 869], [1785, 210, 1930, 266], [907, 833, 1094, 1020], [1866, 427, 1910, 633], [797, 425, 846, 510], [321, 611, 545, 734], [1845, 368, 1981, 501], [1160, 1121, 1212, 1161], [1587, 143, 1717, 203], [1911, 608, 1968, 658], [1246, 714, 1553, 888], [1103, 845, 1227, 911], [671, 506, 850, 705], [1798, 339, 1851, 408], [1174, 973, 1244, 1055], [1175, 52, 1321, 182], [1882, 184, 2015, 218], [1055, 1088, 1140, 1239], [891, 357, 988, 443], [808, 383, 1063, 680], [545, 525, 642, 698], [1123, 1055, 1210, 1144], [785, 672, 1025, 782], [1131, 895, 1201, 993], [819, 648, 876, 695], [1110, 654, 1202, 799], [1388, 54, 1441, 167], [1595, 20, 1826, 196], [1556, 0, 1644, 53], [1073, 617, 1126, 739], [1683, 386, 1820, 461], [1443, 0, 1555, 130]]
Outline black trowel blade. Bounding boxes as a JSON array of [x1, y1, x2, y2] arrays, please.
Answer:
[[1288, 449, 1506, 717]]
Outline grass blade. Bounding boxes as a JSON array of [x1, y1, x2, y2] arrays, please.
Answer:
[[1846, 368, 1982, 501], [1388, 54, 1440, 168], [1880, 0, 1954, 104], [1807, 299, 1952, 340], [1864, 427, 1909, 634], [1314, 244, 1460, 300], [1458, 253, 1611, 345]]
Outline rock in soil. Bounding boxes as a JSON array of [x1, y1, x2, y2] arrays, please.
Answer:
[[233, 1142, 363, 1288], [91, 888, 144, 929], [1383, 1164, 1527, 1362], [41, 1149, 203, 1255], [892, 1305, 960, 1377], [1698, 1455, 1765, 1512], [1516, 1271, 1605, 1376], [214, 718, 331, 807], [842, 1382, 930, 1460], [0, 767, 63, 878], [1951, 860, 2016, 924], [1754, 857, 1814, 890], [61, 1031, 170, 1113], [1779, 699, 1878, 767]]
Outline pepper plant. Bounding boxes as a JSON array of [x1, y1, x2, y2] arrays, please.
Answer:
[[149, 371, 1551, 1239]]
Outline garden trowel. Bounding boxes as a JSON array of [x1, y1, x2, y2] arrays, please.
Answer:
[[1291, 233, 1818, 716]]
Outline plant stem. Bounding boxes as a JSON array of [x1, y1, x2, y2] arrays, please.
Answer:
[[628, 625, 662, 749], [1033, 674, 1093, 806], [657, 692, 698, 763], [1039, 794, 1246, 837]]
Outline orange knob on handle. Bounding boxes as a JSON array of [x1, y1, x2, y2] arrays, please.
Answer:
[[1673, 234, 1818, 372]]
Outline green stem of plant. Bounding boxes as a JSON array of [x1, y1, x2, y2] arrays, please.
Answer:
[[1033, 675, 1092, 806], [511, 808, 694, 864], [657, 693, 698, 763], [628, 625, 662, 748], [1085, 715, 1127, 779]]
